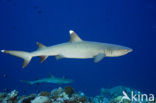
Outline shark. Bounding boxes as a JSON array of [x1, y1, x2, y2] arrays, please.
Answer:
[[21, 75, 73, 85], [1, 30, 132, 68]]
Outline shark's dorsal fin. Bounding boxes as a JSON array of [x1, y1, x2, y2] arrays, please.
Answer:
[[69, 30, 83, 42], [36, 42, 47, 50]]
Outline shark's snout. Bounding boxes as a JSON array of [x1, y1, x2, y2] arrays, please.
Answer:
[[114, 47, 133, 57], [124, 48, 133, 53], [121, 48, 133, 56], [126, 48, 133, 53]]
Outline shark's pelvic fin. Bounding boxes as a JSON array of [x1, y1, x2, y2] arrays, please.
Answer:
[[94, 53, 105, 63], [69, 30, 83, 42], [1, 50, 32, 68], [36, 42, 47, 50], [55, 55, 64, 60]]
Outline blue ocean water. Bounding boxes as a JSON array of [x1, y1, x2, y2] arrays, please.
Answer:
[[0, 0, 156, 96]]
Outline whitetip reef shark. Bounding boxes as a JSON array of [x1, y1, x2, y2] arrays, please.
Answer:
[[1, 30, 132, 68], [21, 75, 73, 85]]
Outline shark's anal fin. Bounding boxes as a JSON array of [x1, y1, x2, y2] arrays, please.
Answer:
[[36, 42, 47, 50], [69, 30, 83, 42], [40, 56, 48, 63], [55, 55, 64, 60], [94, 53, 105, 63]]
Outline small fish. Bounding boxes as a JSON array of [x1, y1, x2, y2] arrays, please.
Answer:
[[3, 74, 8, 78], [1, 30, 132, 68], [37, 10, 43, 14]]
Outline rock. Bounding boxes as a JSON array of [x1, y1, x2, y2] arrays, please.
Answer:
[[3, 90, 18, 102], [38, 91, 50, 97], [64, 86, 74, 97], [101, 86, 136, 99], [110, 96, 123, 103], [31, 96, 51, 103], [17, 94, 36, 103], [51, 87, 64, 99], [0, 92, 7, 98], [0, 93, 7, 102], [91, 96, 109, 103]]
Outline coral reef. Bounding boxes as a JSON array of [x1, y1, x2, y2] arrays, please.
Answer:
[[31, 96, 51, 103], [100, 86, 135, 99], [0, 86, 155, 103], [2, 90, 18, 103], [0, 92, 7, 102], [18, 94, 36, 103], [39, 91, 50, 97], [64, 86, 74, 97]]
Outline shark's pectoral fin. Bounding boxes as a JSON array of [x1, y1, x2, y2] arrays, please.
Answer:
[[94, 53, 106, 63], [36, 42, 47, 50], [69, 30, 83, 42], [40, 56, 48, 63], [55, 55, 64, 60]]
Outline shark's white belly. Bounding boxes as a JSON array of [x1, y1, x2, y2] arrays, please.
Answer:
[[61, 49, 97, 58], [52, 42, 104, 59], [33, 41, 105, 59]]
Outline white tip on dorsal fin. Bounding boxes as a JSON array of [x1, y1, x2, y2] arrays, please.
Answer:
[[1, 50, 5, 53], [69, 30, 83, 42], [36, 42, 47, 50]]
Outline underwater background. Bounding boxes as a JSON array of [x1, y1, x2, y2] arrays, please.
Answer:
[[0, 0, 156, 97]]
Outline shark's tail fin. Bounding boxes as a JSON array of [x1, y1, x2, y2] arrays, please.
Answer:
[[20, 80, 33, 85], [1, 50, 32, 68]]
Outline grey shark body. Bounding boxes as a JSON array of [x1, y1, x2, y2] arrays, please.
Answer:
[[1, 30, 132, 68], [21, 75, 73, 85]]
